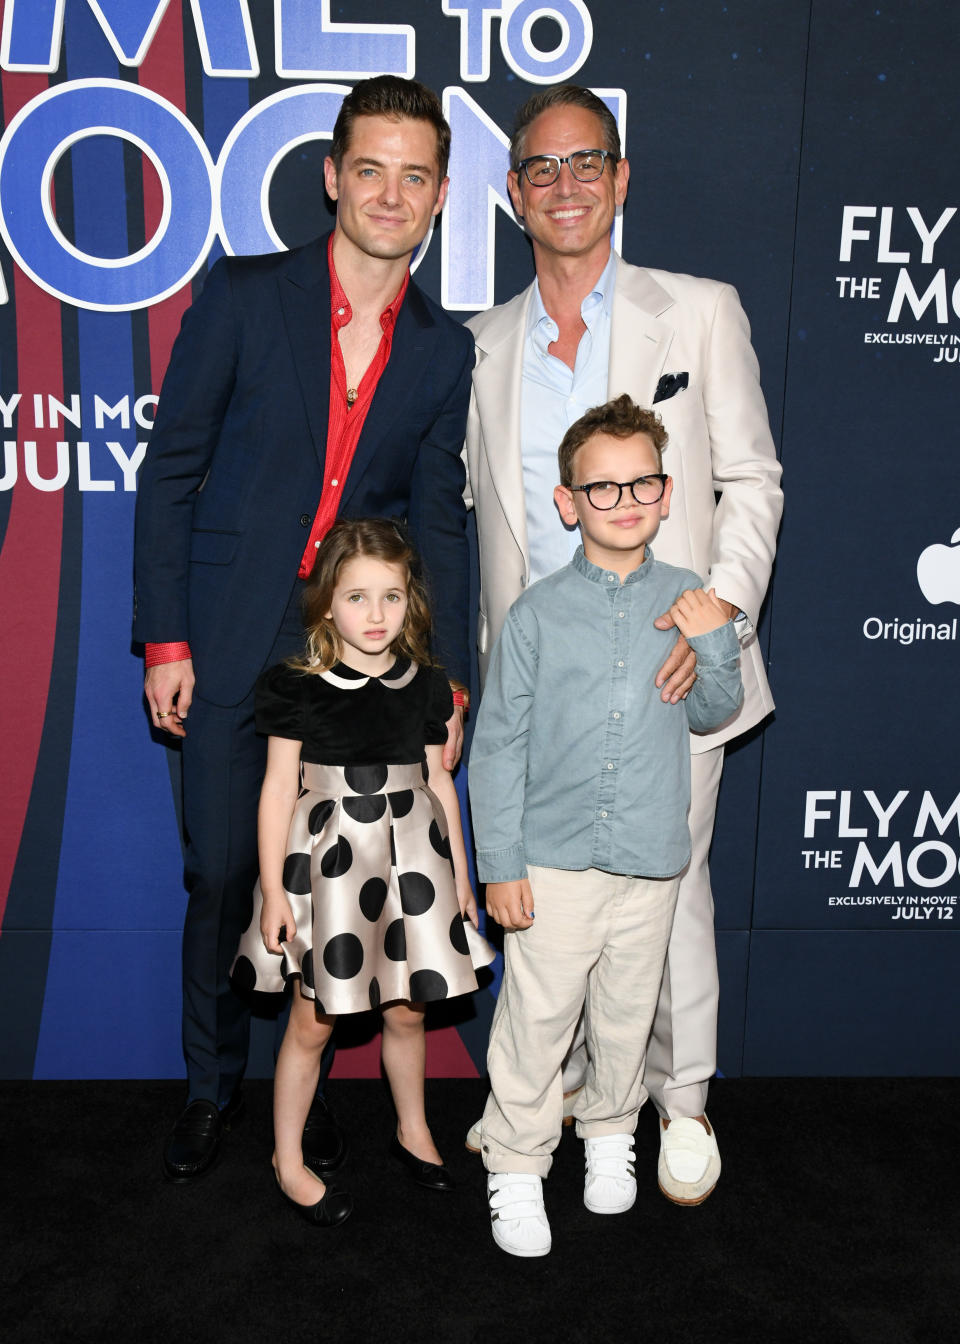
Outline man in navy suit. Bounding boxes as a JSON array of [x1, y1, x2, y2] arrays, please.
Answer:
[[133, 76, 473, 1182]]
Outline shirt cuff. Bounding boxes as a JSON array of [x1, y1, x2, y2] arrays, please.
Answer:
[[145, 641, 192, 667], [476, 845, 528, 884], [686, 622, 741, 665]]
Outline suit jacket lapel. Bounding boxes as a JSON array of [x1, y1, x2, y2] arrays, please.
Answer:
[[471, 260, 677, 561], [278, 235, 333, 475], [608, 254, 676, 403], [340, 282, 438, 509], [471, 284, 532, 557]]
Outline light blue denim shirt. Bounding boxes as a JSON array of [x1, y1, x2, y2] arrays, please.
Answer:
[[521, 252, 616, 583], [469, 546, 744, 883]]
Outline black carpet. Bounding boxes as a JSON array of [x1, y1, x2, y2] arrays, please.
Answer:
[[2, 1078, 957, 1344]]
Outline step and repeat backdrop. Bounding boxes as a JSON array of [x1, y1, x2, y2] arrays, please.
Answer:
[[1, 0, 956, 1079]]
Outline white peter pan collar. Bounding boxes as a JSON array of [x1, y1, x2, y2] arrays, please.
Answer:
[[318, 657, 420, 691]]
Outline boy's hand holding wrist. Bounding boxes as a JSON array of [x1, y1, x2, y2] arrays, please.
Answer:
[[654, 589, 739, 699], [485, 879, 534, 931], [669, 587, 733, 639]]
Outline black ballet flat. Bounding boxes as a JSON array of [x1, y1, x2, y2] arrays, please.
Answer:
[[302, 1095, 348, 1176], [389, 1134, 455, 1191], [275, 1172, 353, 1227]]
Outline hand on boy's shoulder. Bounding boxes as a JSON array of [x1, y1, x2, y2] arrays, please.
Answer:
[[668, 587, 733, 640]]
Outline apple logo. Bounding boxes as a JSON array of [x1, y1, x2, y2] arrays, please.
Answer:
[[917, 528, 960, 605]]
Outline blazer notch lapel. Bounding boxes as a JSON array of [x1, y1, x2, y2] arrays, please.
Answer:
[[279, 262, 331, 472], [608, 258, 676, 403], [340, 301, 439, 506], [471, 296, 530, 556]]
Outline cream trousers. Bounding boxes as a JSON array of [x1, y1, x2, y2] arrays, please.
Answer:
[[481, 864, 680, 1177], [560, 744, 726, 1117]]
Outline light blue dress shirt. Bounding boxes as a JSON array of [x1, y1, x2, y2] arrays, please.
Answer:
[[521, 252, 617, 583], [469, 547, 744, 884]]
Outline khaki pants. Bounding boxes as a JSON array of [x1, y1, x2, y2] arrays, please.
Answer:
[[560, 745, 726, 1119], [481, 864, 680, 1177]]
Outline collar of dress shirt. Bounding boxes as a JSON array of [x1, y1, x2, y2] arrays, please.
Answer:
[[571, 541, 655, 587], [327, 232, 410, 334], [526, 248, 617, 355]]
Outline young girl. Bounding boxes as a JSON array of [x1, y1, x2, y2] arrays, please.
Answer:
[[232, 519, 479, 1226]]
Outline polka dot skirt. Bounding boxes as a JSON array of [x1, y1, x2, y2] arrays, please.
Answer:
[[232, 761, 477, 1013]]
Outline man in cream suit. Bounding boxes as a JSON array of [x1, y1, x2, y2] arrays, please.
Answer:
[[465, 85, 782, 1206]]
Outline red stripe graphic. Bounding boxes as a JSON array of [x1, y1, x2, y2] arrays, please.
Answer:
[[330, 1025, 481, 1079], [0, 73, 64, 930]]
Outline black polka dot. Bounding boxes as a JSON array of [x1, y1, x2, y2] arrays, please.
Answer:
[[283, 852, 311, 895], [344, 764, 388, 794], [449, 914, 469, 956], [324, 933, 364, 980], [421, 760, 429, 782], [409, 968, 448, 1002], [369, 977, 381, 1009], [399, 871, 435, 915], [343, 793, 387, 823], [384, 918, 406, 961], [388, 789, 414, 818], [308, 799, 336, 834], [429, 819, 451, 859], [359, 877, 389, 922], [232, 955, 256, 992], [390, 828, 397, 867], [320, 836, 353, 878], [301, 948, 315, 990]]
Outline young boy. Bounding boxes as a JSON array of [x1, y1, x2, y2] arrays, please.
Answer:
[[468, 394, 744, 1258]]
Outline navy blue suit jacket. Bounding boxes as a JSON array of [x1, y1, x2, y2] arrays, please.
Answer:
[[133, 234, 473, 705]]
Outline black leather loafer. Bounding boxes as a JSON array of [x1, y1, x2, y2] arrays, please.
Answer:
[[302, 1095, 347, 1176], [162, 1090, 244, 1183], [389, 1134, 455, 1191], [276, 1174, 353, 1227]]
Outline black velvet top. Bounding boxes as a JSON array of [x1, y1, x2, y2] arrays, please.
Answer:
[[254, 657, 453, 765]]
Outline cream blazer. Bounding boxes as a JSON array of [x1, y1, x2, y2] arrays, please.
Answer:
[[464, 253, 783, 751]]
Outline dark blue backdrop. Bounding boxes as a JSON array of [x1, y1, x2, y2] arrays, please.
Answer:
[[0, 0, 956, 1079]]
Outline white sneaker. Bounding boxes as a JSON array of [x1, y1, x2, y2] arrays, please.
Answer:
[[583, 1133, 637, 1214], [658, 1115, 721, 1205], [487, 1172, 551, 1257], [466, 1084, 584, 1153]]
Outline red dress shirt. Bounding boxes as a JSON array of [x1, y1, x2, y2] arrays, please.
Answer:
[[146, 236, 409, 668]]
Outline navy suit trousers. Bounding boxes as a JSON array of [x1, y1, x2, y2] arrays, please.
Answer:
[[181, 581, 306, 1105]]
